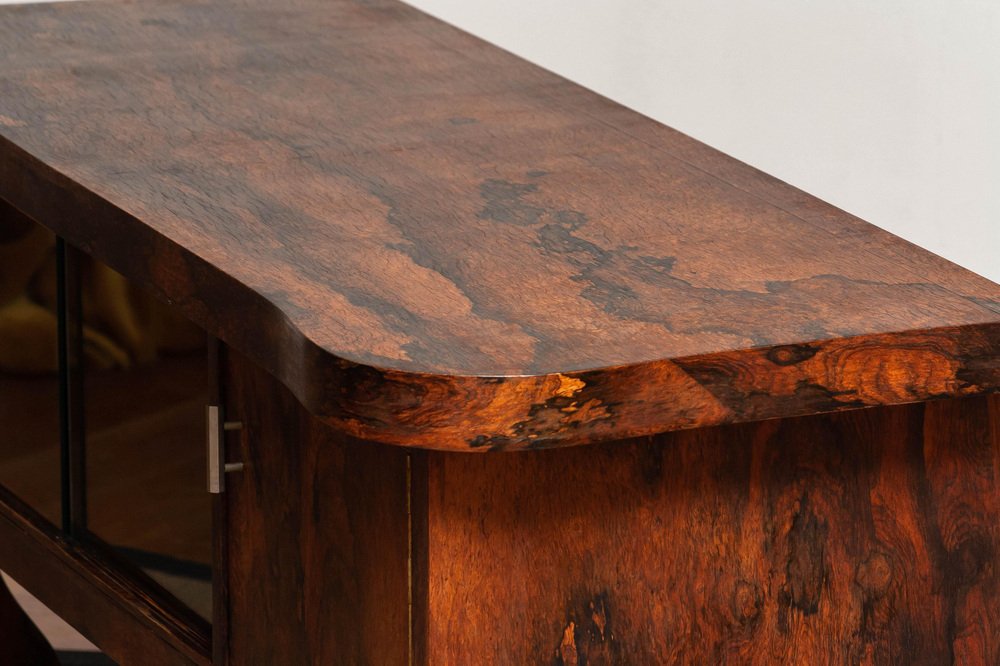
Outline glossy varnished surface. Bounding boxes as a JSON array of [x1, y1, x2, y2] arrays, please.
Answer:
[[0, 0, 997, 449], [223, 350, 411, 665], [421, 395, 1000, 663]]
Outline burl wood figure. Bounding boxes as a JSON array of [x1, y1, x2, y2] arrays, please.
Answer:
[[0, 0, 997, 664]]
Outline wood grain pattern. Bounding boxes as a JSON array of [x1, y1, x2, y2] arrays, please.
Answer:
[[222, 349, 411, 665], [0, 0, 997, 449], [419, 394, 1000, 664]]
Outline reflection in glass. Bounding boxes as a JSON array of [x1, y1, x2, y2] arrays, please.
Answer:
[[1, 205, 213, 623], [0, 207, 61, 524], [79, 258, 212, 621]]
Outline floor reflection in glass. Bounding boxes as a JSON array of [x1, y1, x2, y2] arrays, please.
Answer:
[[85, 351, 212, 621]]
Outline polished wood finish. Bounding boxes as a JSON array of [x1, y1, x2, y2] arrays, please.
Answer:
[[0, 0, 996, 450], [1, 0, 998, 664], [222, 350, 411, 665], [210, 355, 1000, 664], [0, 488, 209, 666], [420, 394, 1000, 664]]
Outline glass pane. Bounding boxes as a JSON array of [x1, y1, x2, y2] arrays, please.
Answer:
[[0, 206, 61, 525], [80, 257, 212, 621]]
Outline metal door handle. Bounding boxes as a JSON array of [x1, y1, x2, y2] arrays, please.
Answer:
[[207, 405, 244, 494]]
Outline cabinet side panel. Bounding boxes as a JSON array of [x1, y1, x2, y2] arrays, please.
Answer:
[[224, 351, 410, 665], [424, 396, 1000, 664], [924, 393, 1000, 665]]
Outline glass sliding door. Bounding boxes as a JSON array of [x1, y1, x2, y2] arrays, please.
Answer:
[[0, 202, 214, 628], [75, 255, 213, 622], [0, 202, 62, 525]]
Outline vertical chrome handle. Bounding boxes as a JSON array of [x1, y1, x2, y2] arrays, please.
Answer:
[[207, 405, 244, 494]]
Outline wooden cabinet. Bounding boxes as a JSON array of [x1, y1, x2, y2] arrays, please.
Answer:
[[1, 0, 998, 664]]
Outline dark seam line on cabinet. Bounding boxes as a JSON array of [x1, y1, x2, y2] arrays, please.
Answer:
[[407, 453, 414, 666]]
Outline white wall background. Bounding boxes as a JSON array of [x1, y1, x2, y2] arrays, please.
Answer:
[[406, 0, 999, 283], [1, 0, 996, 281]]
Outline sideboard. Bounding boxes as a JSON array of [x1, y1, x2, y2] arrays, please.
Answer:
[[1, 0, 998, 664]]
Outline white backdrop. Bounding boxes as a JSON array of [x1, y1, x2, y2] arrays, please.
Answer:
[[1, 0, 996, 282], [404, 0, 999, 283]]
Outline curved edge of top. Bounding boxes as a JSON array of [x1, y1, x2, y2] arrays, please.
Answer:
[[308, 321, 1000, 451], [3, 137, 1000, 452]]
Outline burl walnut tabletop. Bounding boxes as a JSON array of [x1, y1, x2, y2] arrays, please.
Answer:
[[1, 0, 996, 453]]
